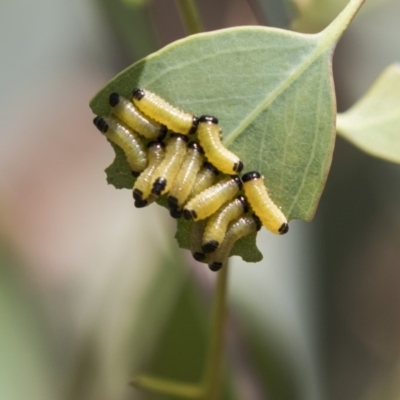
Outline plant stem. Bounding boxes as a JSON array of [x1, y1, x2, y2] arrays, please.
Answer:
[[131, 375, 204, 398], [175, 0, 204, 35], [202, 263, 229, 399], [130, 264, 229, 399]]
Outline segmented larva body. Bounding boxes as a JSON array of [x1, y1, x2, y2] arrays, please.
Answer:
[[132, 88, 199, 135], [93, 87, 290, 269], [189, 162, 220, 199], [190, 220, 207, 262], [197, 115, 243, 174], [202, 195, 248, 253], [109, 93, 167, 141], [133, 141, 165, 207], [241, 171, 289, 235], [208, 215, 261, 272], [167, 142, 204, 218], [93, 116, 147, 176], [150, 134, 188, 196], [183, 176, 242, 221]]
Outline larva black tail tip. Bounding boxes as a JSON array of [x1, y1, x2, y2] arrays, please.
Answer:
[[234, 161, 244, 173], [134, 199, 148, 208], [170, 208, 182, 219], [93, 116, 108, 133], [232, 175, 243, 190], [242, 171, 261, 183], [109, 92, 120, 107], [279, 222, 289, 235], [168, 195, 179, 207], [151, 178, 167, 196], [133, 189, 143, 201], [183, 209, 196, 221], [199, 115, 219, 124], [188, 141, 203, 153], [193, 252, 206, 262], [132, 88, 145, 100], [202, 240, 219, 254], [209, 262, 223, 272], [238, 195, 249, 213], [131, 170, 141, 178], [189, 116, 200, 134], [253, 214, 262, 231]]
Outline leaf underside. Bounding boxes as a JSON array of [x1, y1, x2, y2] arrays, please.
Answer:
[[90, 0, 364, 262]]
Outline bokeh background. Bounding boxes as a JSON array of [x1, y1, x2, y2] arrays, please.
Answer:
[[0, 0, 400, 399]]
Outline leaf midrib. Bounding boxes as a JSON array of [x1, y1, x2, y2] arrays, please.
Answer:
[[223, 0, 364, 147], [223, 35, 332, 147]]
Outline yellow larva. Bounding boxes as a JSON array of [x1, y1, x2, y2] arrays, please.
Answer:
[[93, 116, 147, 176], [132, 88, 199, 135], [167, 142, 204, 218], [150, 134, 188, 196], [133, 141, 165, 208], [183, 176, 242, 221], [189, 161, 219, 199], [197, 115, 243, 174], [202, 195, 248, 253], [190, 220, 207, 263], [241, 171, 289, 235], [109, 93, 167, 141], [208, 215, 261, 272]]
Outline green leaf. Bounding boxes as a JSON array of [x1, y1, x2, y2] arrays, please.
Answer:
[[105, 142, 135, 188], [90, 0, 364, 259], [337, 64, 400, 164]]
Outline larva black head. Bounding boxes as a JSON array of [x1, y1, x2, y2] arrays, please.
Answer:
[[253, 214, 262, 231], [93, 116, 109, 133], [238, 195, 249, 213], [183, 209, 197, 221], [188, 142, 204, 153], [133, 188, 143, 201], [193, 252, 206, 262], [232, 175, 243, 190], [241, 171, 261, 183], [169, 208, 182, 219], [199, 115, 219, 124], [158, 125, 168, 141], [189, 116, 200, 135], [152, 177, 167, 196], [209, 261, 223, 272], [279, 222, 289, 235], [167, 195, 179, 208], [132, 88, 145, 100], [147, 141, 165, 149], [134, 199, 148, 208], [109, 92, 120, 107], [131, 170, 141, 178], [202, 240, 219, 254], [203, 162, 219, 175], [233, 160, 244, 173], [169, 133, 189, 142]]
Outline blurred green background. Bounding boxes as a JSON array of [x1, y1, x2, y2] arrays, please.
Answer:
[[0, 0, 400, 399]]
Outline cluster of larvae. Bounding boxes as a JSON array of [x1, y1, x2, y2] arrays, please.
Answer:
[[93, 88, 289, 271]]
